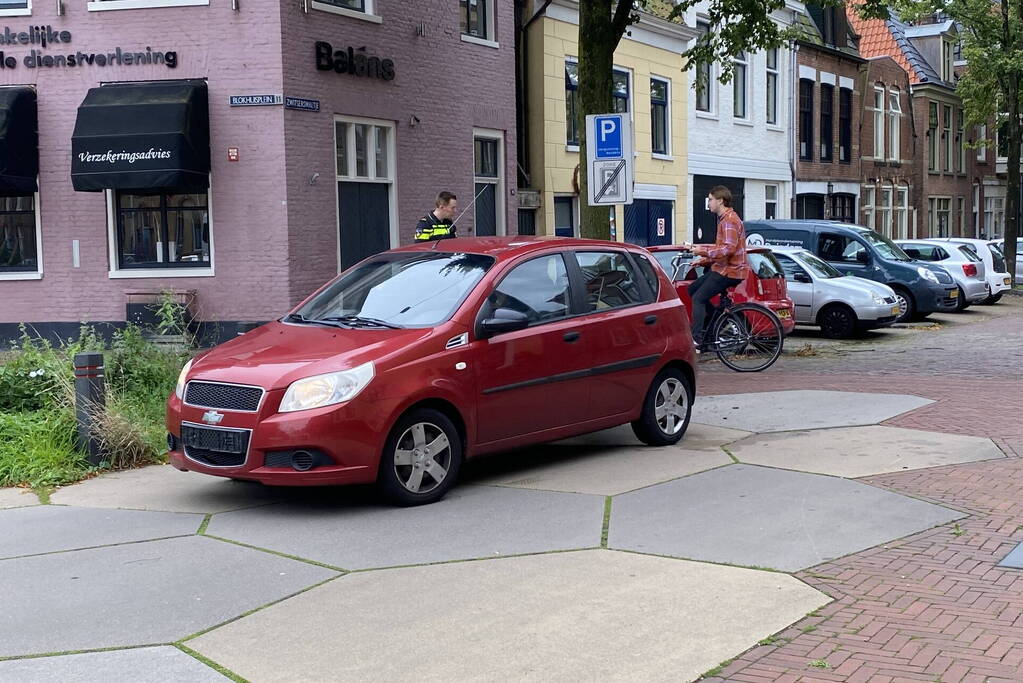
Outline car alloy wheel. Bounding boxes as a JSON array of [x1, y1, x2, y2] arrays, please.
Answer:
[[632, 368, 693, 447], [654, 377, 689, 435], [393, 421, 452, 495], [892, 289, 913, 323]]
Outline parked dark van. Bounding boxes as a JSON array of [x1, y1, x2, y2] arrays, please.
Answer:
[[744, 220, 958, 322]]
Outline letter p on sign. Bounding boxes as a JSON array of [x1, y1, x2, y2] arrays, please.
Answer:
[[593, 115, 623, 158]]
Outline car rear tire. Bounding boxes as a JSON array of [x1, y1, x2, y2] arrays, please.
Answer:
[[891, 287, 914, 323], [818, 304, 858, 339], [631, 368, 693, 446], [990, 292, 1003, 304], [954, 286, 969, 311], [377, 408, 462, 506]]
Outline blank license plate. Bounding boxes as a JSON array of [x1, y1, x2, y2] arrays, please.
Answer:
[[182, 425, 247, 453], [891, 306, 901, 315], [949, 289, 958, 298]]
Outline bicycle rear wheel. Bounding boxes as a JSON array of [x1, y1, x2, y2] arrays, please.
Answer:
[[712, 303, 784, 372]]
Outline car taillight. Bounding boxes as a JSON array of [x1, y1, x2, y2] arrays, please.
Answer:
[[962, 263, 977, 277]]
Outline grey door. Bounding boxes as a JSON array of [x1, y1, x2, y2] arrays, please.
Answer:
[[338, 182, 390, 270]]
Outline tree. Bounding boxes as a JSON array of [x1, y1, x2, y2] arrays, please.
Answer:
[[893, 0, 1021, 281], [575, 0, 893, 240]]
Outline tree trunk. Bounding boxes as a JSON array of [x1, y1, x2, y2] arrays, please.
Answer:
[[577, 0, 634, 240], [1005, 0, 1022, 282]]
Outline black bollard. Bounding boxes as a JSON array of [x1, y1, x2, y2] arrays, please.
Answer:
[[73, 352, 105, 466]]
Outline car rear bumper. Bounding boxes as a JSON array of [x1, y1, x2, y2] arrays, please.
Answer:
[[989, 275, 1012, 295], [962, 280, 990, 302]]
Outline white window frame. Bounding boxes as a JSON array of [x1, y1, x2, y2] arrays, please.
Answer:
[[733, 51, 750, 121], [955, 109, 965, 172], [928, 102, 939, 172], [765, 48, 780, 127], [887, 88, 901, 161], [0, 190, 43, 281], [650, 75, 672, 159], [943, 105, 953, 172], [106, 184, 215, 279], [333, 115, 398, 271], [977, 124, 987, 161], [765, 184, 778, 219], [972, 184, 980, 237], [985, 195, 1004, 238], [862, 186, 875, 230], [88, 0, 208, 11], [460, 0, 497, 47], [929, 196, 951, 237], [942, 39, 954, 81], [694, 20, 716, 118], [0, 0, 30, 17], [873, 86, 885, 159], [308, 0, 380, 23], [957, 196, 965, 236], [878, 185, 893, 237], [894, 186, 909, 239], [473, 127, 506, 237]]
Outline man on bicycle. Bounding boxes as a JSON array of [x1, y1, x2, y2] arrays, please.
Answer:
[[683, 185, 750, 348]]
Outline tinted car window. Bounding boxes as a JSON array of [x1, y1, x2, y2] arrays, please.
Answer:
[[634, 253, 661, 297], [297, 252, 494, 327], [486, 254, 571, 324], [575, 251, 647, 311], [819, 233, 865, 263]]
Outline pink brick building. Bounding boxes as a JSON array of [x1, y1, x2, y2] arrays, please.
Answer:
[[0, 0, 516, 343]]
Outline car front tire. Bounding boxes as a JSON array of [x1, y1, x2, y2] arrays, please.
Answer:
[[818, 304, 858, 339], [631, 368, 693, 447], [378, 408, 463, 506], [892, 287, 914, 324]]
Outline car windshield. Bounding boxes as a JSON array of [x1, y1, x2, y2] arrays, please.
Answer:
[[292, 252, 495, 328], [795, 250, 842, 278], [857, 229, 912, 261]]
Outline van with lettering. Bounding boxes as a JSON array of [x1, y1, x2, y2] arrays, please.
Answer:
[[743, 220, 958, 323]]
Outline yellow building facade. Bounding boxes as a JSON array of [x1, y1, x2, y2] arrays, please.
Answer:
[[522, 1, 696, 244]]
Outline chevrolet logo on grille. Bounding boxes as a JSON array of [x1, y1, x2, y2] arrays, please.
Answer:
[[202, 410, 225, 425]]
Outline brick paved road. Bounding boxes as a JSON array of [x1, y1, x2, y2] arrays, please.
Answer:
[[699, 296, 1023, 682]]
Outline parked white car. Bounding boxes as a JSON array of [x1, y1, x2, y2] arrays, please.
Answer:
[[770, 247, 901, 338], [926, 238, 1011, 304], [895, 239, 988, 310], [991, 239, 1023, 285]]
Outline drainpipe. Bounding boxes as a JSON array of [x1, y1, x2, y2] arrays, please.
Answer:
[[790, 33, 800, 218]]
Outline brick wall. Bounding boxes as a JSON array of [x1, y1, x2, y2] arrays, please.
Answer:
[[795, 48, 862, 186], [910, 86, 973, 237]]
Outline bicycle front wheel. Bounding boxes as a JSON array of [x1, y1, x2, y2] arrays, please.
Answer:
[[712, 303, 784, 372]]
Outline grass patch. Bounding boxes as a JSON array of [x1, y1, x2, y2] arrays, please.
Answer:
[[801, 625, 817, 633], [700, 656, 736, 679], [794, 343, 819, 357], [808, 659, 830, 668]]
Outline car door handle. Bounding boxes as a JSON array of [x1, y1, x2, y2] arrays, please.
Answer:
[[644, 315, 658, 325], [563, 331, 581, 343]]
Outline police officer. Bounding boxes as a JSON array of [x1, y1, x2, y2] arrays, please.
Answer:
[[414, 191, 458, 241]]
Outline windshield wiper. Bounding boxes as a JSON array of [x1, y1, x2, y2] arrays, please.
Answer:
[[321, 315, 403, 329], [285, 313, 354, 329], [284, 313, 311, 324]]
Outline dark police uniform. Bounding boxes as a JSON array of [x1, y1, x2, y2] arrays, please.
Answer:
[[414, 211, 456, 241]]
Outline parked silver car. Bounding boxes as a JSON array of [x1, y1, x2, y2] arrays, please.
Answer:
[[928, 238, 1011, 304], [895, 240, 987, 310], [991, 239, 1023, 285], [770, 247, 901, 338]]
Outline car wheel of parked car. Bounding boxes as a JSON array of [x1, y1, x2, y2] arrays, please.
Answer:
[[378, 408, 463, 506], [891, 287, 914, 324], [988, 292, 1003, 304], [819, 304, 858, 339], [954, 286, 969, 312], [631, 368, 693, 447]]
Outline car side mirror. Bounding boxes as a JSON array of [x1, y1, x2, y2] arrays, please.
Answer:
[[480, 308, 529, 338], [856, 251, 869, 264], [793, 271, 812, 283]]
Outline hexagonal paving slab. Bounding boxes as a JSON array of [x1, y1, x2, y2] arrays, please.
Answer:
[[0, 506, 202, 559], [0, 487, 38, 509], [50, 464, 289, 513], [609, 464, 963, 571], [0, 536, 337, 658], [0, 646, 230, 682], [189, 549, 830, 683], [206, 485, 604, 570], [730, 425, 1006, 478], [691, 390, 933, 433], [464, 423, 742, 496]]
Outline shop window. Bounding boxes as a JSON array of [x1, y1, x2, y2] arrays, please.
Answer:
[[460, 0, 495, 42], [565, 60, 579, 146], [0, 195, 39, 275], [650, 77, 670, 155], [114, 190, 210, 270]]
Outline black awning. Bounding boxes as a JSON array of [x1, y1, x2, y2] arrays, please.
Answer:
[[71, 81, 210, 192], [0, 87, 39, 194]]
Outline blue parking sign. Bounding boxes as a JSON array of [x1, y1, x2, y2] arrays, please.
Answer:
[[594, 115, 623, 158]]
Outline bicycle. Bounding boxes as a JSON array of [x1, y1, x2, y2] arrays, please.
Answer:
[[671, 252, 785, 373]]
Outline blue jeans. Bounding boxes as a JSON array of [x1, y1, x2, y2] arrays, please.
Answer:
[[687, 271, 743, 344]]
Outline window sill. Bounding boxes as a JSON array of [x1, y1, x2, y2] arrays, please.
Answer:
[[652, 153, 674, 161], [565, 144, 580, 153], [109, 268, 214, 279], [88, 0, 208, 10], [765, 124, 784, 132], [460, 34, 499, 49], [695, 111, 719, 121], [733, 118, 755, 127], [0, 8, 31, 16], [0, 271, 42, 280], [309, 2, 382, 22]]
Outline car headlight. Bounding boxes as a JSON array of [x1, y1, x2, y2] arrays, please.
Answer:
[[174, 358, 193, 400], [917, 266, 939, 283], [279, 362, 375, 413], [871, 292, 886, 305]]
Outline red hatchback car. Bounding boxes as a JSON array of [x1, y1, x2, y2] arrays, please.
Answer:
[[167, 237, 697, 505], [647, 246, 796, 335]]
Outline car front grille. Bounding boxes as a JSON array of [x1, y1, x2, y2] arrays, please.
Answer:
[[181, 423, 250, 468], [883, 296, 896, 304], [185, 381, 263, 412], [185, 447, 247, 467]]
